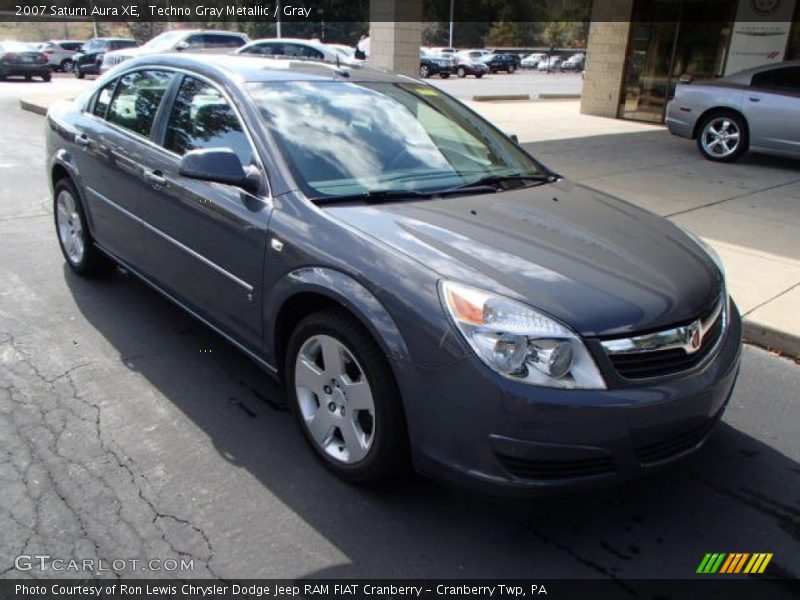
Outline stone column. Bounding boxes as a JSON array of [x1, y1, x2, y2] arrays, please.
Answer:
[[580, 0, 635, 118], [368, 0, 423, 78]]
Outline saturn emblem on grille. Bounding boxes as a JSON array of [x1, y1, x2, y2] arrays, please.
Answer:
[[683, 320, 703, 353]]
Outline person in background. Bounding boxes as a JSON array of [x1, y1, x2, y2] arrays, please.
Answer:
[[355, 34, 370, 60]]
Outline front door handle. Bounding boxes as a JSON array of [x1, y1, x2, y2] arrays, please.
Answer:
[[749, 96, 761, 102], [143, 169, 167, 189]]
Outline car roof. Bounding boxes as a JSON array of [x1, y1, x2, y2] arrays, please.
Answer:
[[117, 53, 415, 84], [723, 59, 800, 84]]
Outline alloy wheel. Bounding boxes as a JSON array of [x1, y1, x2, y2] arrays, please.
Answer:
[[701, 117, 741, 158], [56, 189, 85, 265], [294, 334, 376, 464]]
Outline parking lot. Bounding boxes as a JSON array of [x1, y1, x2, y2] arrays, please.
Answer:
[[0, 76, 799, 584], [430, 69, 583, 99]]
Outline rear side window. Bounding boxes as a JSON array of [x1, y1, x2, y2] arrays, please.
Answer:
[[61, 42, 81, 51], [164, 76, 252, 166], [107, 70, 174, 137], [242, 42, 279, 56], [92, 78, 117, 118], [110, 40, 137, 50], [751, 67, 800, 93], [283, 43, 324, 59]]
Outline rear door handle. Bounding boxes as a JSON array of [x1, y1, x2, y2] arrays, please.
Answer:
[[749, 97, 761, 102], [75, 134, 90, 149], [143, 169, 167, 189]]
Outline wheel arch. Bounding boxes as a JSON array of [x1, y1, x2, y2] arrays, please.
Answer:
[[692, 106, 749, 140], [268, 267, 411, 377]]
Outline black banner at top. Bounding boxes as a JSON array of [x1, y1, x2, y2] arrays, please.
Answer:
[[2, 0, 797, 23]]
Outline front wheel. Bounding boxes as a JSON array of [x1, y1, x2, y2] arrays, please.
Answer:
[[697, 112, 748, 162], [60, 59, 73, 72], [457, 66, 466, 78], [475, 73, 483, 79], [439, 72, 450, 79], [42, 72, 51, 82], [508, 64, 516, 73], [54, 178, 115, 277], [286, 309, 409, 483], [419, 64, 430, 78]]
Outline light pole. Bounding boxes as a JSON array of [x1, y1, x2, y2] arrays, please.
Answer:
[[448, 0, 454, 48], [276, 0, 282, 38]]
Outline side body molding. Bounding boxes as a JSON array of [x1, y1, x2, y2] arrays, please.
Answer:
[[265, 267, 411, 367]]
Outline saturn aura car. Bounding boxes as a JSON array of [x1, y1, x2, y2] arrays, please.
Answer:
[[46, 53, 742, 495]]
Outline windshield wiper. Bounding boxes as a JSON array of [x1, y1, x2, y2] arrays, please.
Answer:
[[311, 188, 436, 205], [442, 173, 557, 194]]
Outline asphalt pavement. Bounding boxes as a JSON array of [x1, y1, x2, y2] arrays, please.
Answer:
[[0, 78, 798, 583]]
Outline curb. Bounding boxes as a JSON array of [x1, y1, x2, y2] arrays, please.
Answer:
[[743, 318, 800, 358], [537, 93, 582, 100], [19, 99, 48, 117], [472, 94, 530, 102]]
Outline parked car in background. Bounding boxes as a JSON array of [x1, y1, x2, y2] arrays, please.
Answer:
[[521, 53, 546, 69], [38, 40, 83, 72], [46, 54, 742, 495], [454, 52, 489, 78], [101, 30, 248, 72], [0, 41, 51, 81], [560, 53, 586, 71], [482, 53, 518, 73], [666, 60, 800, 162], [326, 43, 361, 63], [420, 49, 454, 78], [429, 46, 456, 55], [237, 38, 349, 65], [538, 56, 563, 72], [74, 38, 138, 79]]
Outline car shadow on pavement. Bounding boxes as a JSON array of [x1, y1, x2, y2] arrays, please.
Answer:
[[65, 265, 800, 581]]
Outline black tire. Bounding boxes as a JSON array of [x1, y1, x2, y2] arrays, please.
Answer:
[[75, 68, 84, 79], [475, 73, 483, 79], [285, 309, 410, 484], [696, 111, 748, 163], [457, 66, 466, 78], [42, 72, 51, 82], [60, 59, 73, 72], [24, 74, 32, 81], [53, 178, 115, 277], [439, 72, 450, 79], [508, 64, 516, 73]]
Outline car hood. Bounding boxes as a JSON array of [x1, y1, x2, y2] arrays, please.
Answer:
[[325, 180, 723, 337]]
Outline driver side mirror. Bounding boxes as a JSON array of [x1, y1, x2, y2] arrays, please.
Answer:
[[174, 41, 189, 52], [508, 133, 519, 144], [179, 148, 260, 193]]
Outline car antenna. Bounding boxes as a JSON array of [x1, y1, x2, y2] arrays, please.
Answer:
[[335, 53, 340, 69]]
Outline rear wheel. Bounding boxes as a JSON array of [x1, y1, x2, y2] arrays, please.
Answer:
[[419, 64, 430, 78], [697, 112, 748, 162], [60, 58, 73, 72], [457, 66, 466, 78], [475, 73, 483, 79], [439, 72, 450, 79], [53, 178, 115, 277], [286, 309, 409, 483], [42, 72, 51, 82], [75, 68, 84, 79]]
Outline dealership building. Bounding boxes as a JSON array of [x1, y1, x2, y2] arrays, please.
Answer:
[[581, 0, 800, 123]]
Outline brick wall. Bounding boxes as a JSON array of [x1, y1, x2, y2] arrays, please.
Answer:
[[368, 0, 423, 78]]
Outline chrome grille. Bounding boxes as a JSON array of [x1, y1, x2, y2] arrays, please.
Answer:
[[601, 294, 727, 380]]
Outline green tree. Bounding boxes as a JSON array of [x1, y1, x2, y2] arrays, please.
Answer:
[[485, 21, 521, 46]]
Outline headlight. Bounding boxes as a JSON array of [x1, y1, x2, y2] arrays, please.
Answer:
[[440, 281, 606, 389]]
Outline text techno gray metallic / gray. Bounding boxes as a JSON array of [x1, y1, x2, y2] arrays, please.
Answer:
[[666, 60, 800, 162], [46, 53, 742, 495]]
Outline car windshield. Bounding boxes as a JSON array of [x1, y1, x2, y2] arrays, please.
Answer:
[[247, 81, 545, 199], [142, 31, 185, 51]]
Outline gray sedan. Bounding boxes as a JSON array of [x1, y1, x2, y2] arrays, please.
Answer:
[[46, 53, 741, 495], [666, 60, 800, 162]]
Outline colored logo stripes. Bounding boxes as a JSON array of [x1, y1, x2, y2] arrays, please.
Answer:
[[697, 553, 773, 574]]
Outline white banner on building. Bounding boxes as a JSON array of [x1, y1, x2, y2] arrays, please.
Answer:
[[725, 0, 797, 74]]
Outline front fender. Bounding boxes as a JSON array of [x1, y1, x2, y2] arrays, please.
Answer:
[[265, 266, 411, 367]]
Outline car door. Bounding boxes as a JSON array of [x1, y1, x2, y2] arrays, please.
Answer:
[[138, 73, 271, 351], [743, 66, 800, 156], [72, 70, 174, 268]]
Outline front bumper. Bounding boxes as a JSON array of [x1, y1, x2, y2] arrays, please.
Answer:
[[399, 300, 743, 496]]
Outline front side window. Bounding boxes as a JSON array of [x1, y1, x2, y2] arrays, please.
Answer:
[[248, 81, 544, 198], [164, 76, 252, 166], [204, 34, 246, 48], [92, 78, 117, 118], [283, 44, 324, 59], [107, 70, 174, 137], [243, 43, 280, 56]]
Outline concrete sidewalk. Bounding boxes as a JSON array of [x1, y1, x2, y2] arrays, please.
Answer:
[[21, 94, 800, 357]]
